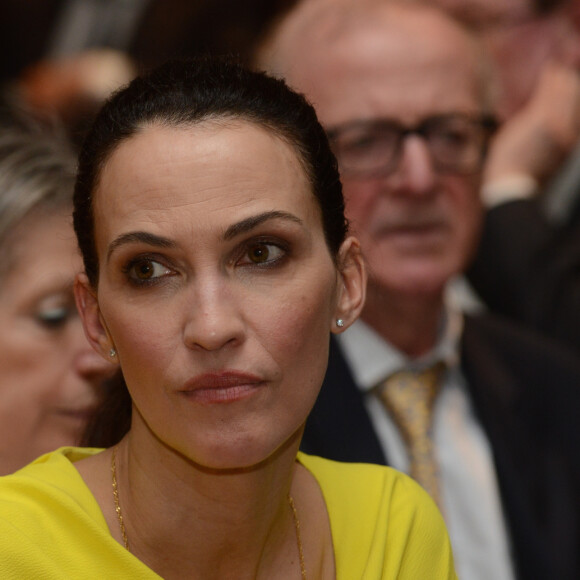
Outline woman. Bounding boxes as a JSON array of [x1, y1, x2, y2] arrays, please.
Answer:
[[0, 59, 457, 579], [0, 127, 113, 475]]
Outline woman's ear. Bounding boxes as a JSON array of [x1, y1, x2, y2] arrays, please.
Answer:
[[74, 273, 116, 362], [332, 236, 366, 333]]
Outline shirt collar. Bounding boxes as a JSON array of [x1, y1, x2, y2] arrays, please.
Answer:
[[337, 299, 463, 393]]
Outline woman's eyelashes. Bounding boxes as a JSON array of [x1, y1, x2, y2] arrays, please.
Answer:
[[123, 256, 174, 286], [236, 240, 288, 268], [120, 239, 291, 287], [35, 297, 77, 330]]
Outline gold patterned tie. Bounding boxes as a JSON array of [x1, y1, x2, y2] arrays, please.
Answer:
[[379, 362, 446, 506]]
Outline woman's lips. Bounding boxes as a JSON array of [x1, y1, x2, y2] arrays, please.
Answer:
[[54, 406, 97, 423], [180, 372, 266, 404]]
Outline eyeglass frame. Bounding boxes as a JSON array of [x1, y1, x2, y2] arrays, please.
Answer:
[[325, 113, 498, 179]]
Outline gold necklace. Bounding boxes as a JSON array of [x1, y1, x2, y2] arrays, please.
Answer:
[[111, 446, 129, 550], [288, 493, 307, 580], [111, 446, 307, 579]]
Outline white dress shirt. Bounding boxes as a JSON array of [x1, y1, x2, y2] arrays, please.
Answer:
[[337, 303, 516, 580]]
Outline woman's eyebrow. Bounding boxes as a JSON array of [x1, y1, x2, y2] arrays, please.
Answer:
[[107, 231, 175, 260], [106, 211, 303, 259], [223, 211, 303, 241]]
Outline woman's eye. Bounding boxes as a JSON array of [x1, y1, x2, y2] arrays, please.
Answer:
[[36, 305, 74, 329], [126, 258, 173, 283], [242, 243, 285, 266]]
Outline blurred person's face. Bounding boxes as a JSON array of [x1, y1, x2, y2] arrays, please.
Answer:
[[431, 0, 580, 118], [272, 6, 485, 306], [0, 210, 113, 475]]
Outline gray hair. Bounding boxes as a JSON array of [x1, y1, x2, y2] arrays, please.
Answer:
[[255, 0, 500, 116], [0, 127, 76, 278]]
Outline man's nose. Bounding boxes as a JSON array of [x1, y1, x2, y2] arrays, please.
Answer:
[[391, 135, 437, 195]]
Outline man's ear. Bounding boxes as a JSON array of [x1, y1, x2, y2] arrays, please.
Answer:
[[74, 273, 115, 362], [332, 236, 367, 333]]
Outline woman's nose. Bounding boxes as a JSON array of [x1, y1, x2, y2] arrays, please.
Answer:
[[182, 280, 245, 352]]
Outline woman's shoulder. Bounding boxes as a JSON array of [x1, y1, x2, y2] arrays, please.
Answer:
[[297, 451, 438, 525], [297, 452, 457, 579], [14, 446, 102, 467], [0, 447, 160, 579], [2, 445, 100, 478], [1, 446, 102, 491], [298, 451, 425, 502], [0, 446, 106, 529]]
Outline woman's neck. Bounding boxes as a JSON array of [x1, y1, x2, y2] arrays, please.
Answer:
[[76, 423, 333, 579]]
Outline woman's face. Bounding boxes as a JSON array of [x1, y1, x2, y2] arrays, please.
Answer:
[[0, 210, 114, 475], [78, 121, 364, 469]]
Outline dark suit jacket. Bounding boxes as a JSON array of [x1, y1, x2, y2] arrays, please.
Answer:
[[302, 314, 580, 580], [468, 198, 580, 352]]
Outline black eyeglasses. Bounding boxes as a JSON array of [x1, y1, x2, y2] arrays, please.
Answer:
[[326, 113, 497, 179]]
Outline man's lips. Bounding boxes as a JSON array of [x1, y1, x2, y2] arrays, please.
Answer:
[[373, 219, 449, 240], [180, 371, 266, 404]]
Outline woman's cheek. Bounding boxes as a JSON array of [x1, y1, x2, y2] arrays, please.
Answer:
[[104, 302, 175, 365], [260, 285, 334, 368]]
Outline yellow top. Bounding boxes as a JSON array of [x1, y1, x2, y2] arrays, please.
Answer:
[[0, 447, 456, 579], [299, 453, 456, 579]]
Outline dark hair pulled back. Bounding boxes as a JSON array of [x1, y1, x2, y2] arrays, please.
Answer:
[[76, 56, 347, 447], [74, 56, 346, 287]]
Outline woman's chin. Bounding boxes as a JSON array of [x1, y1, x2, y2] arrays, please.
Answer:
[[173, 429, 302, 474]]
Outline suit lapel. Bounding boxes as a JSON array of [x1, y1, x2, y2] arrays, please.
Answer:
[[461, 315, 578, 579], [301, 337, 387, 464]]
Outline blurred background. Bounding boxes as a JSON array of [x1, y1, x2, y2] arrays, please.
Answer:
[[0, 0, 293, 146]]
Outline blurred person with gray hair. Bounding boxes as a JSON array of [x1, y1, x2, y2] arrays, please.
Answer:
[[0, 123, 113, 475]]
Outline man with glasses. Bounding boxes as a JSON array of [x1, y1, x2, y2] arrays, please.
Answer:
[[255, 1, 580, 579], [430, 0, 580, 352]]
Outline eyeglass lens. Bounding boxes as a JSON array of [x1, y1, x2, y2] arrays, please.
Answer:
[[328, 114, 492, 178]]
